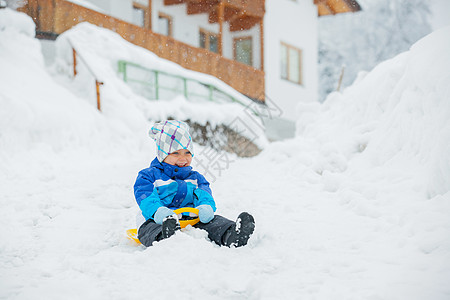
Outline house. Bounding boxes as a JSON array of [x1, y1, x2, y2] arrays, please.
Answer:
[[19, 0, 360, 136]]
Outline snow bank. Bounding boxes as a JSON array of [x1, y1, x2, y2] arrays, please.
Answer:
[[297, 26, 450, 198], [0, 9, 152, 182], [2, 9, 450, 300], [240, 26, 450, 298], [0, 5, 34, 36], [291, 31, 450, 296]]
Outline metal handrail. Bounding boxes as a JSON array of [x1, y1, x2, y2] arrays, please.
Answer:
[[117, 60, 261, 115]]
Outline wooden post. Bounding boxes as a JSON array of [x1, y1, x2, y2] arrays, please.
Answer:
[[38, 0, 56, 33], [72, 48, 77, 77], [218, 1, 224, 56], [148, 0, 152, 30], [259, 19, 264, 71], [95, 80, 103, 111], [337, 65, 345, 91]]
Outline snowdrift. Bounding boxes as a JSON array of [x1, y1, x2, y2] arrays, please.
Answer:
[[1, 8, 450, 300], [0, 9, 153, 180], [297, 26, 450, 198], [248, 26, 450, 298]]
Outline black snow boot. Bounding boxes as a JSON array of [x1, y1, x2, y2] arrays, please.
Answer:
[[223, 212, 255, 248], [161, 215, 180, 239]]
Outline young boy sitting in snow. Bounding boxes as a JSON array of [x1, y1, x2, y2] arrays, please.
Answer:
[[134, 120, 255, 247]]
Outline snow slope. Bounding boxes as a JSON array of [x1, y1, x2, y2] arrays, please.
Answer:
[[1, 9, 450, 300]]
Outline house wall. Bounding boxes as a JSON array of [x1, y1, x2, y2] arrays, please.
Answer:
[[152, 0, 218, 46], [82, 0, 261, 71], [226, 24, 262, 70], [264, 0, 318, 121], [87, 0, 134, 23], [151, 0, 261, 70]]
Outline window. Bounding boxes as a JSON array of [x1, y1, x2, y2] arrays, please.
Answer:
[[234, 37, 253, 66], [132, 2, 150, 29], [199, 29, 219, 53], [280, 42, 302, 85], [132, 5, 145, 27], [158, 12, 173, 36]]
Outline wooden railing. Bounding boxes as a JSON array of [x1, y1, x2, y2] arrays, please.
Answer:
[[225, 0, 264, 16], [20, 0, 265, 101], [70, 39, 104, 111]]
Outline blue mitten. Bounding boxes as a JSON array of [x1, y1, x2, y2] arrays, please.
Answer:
[[196, 205, 214, 223], [154, 206, 175, 225]]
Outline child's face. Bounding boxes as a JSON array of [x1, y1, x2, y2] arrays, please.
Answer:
[[163, 150, 192, 167]]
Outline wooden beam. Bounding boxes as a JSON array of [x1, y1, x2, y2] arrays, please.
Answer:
[[187, 2, 210, 15], [314, 0, 361, 16], [317, 3, 333, 16], [218, 0, 224, 56], [72, 48, 77, 76], [330, 0, 361, 13], [313, 0, 326, 6], [188, 0, 263, 19], [187, 0, 219, 15], [209, 6, 239, 23], [229, 15, 260, 32], [223, 8, 244, 22], [37, 0, 57, 33], [164, 0, 185, 5], [260, 18, 264, 71], [328, 0, 349, 14], [148, 0, 152, 30]]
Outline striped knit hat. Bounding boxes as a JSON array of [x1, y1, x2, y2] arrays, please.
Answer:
[[149, 120, 194, 162]]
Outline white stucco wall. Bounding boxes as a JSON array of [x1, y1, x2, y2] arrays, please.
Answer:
[[86, 0, 133, 23], [152, 0, 218, 45], [264, 0, 318, 121]]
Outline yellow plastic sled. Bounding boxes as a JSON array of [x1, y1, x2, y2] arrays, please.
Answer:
[[126, 207, 200, 245]]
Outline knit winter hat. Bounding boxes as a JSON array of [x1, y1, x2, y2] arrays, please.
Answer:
[[149, 120, 194, 162]]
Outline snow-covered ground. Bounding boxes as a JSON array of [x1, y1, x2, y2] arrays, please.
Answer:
[[1, 9, 450, 299]]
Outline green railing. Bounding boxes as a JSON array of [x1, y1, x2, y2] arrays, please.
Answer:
[[117, 60, 255, 111]]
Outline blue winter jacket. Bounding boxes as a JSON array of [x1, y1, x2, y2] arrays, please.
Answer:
[[134, 158, 216, 221]]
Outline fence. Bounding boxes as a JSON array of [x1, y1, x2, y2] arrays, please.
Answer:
[[70, 39, 104, 111], [117, 60, 260, 113]]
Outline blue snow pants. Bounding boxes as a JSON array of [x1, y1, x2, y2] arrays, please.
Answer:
[[137, 215, 234, 247]]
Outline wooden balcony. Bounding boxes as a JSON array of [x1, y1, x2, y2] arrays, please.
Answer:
[[169, 0, 265, 32], [314, 0, 361, 16], [20, 0, 265, 101]]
